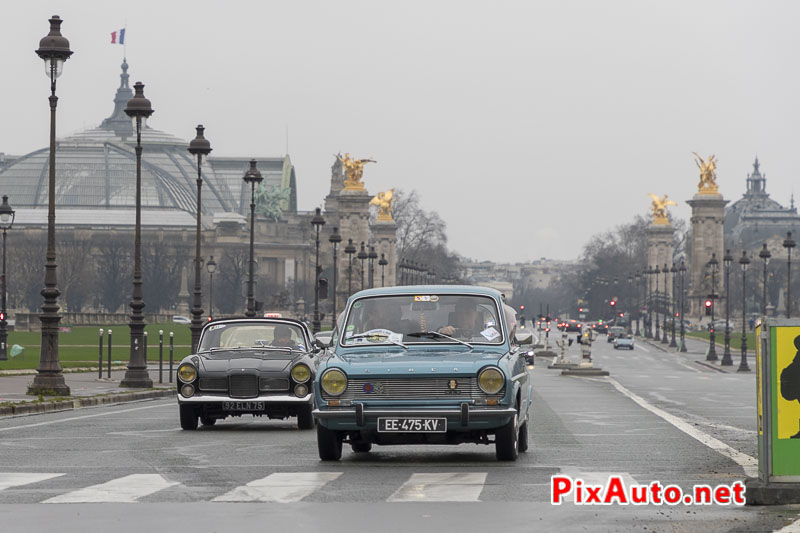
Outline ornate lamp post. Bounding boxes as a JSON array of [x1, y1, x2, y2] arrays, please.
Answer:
[[679, 260, 687, 352], [29, 16, 73, 395], [368, 245, 378, 289], [243, 160, 262, 318], [310, 208, 326, 334], [344, 238, 356, 296], [206, 256, 217, 320], [721, 250, 733, 366], [759, 243, 771, 317], [120, 81, 154, 389], [669, 264, 677, 348], [645, 267, 652, 339], [0, 196, 15, 361], [706, 253, 719, 361], [738, 251, 751, 372], [357, 242, 367, 290], [379, 253, 388, 287], [653, 266, 661, 341], [634, 271, 642, 337], [188, 125, 212, 353], [784, 232, 795, 318], [328, 226, 341, 330], [661, 265, 670, 345]]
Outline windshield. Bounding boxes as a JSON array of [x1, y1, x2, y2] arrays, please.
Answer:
[[341, 294, 504, 346], [198, 322, 308, 353]]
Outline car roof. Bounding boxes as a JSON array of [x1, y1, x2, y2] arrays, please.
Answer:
[[347, 285, 504, 300], [200, 317, 311, 338]]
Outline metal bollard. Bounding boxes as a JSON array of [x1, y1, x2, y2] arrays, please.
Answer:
[[169, 332, 174, 383], [144, 331, 148, 369], [159, 329, 164, 384], [107, 329, 112, 379], [98, 328, 104, 379]]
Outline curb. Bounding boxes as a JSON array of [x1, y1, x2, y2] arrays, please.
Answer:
[[0, 389, 175, 417]]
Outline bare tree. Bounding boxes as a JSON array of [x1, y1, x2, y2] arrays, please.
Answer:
[[95, 235, 132, 313], [217, 247, 248, 315], [58, 235, 94, 312]]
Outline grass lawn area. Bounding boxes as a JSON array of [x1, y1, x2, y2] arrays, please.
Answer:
[[686, 330, 756, 351], [0, 323, 192, 371]]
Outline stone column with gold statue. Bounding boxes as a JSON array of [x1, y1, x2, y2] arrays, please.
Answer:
[[686, 153, 728, 320], [647, 194, 676, 339], [370, 189, 398, 287]]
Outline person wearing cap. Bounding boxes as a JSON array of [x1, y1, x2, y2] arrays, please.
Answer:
[[271, 325, 298, 349]]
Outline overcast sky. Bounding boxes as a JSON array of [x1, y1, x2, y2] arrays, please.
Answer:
[[2, 1, 798, 263]]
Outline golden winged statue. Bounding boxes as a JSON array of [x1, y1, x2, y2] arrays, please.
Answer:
[[648, 193, 676, 225], [370, 189, 395, 222], [337, 153, 376, 191], [693, 152, 719, 194]]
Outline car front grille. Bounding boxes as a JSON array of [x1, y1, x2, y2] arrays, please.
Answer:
[[321, 377, 503, 401], [197, 377, 228, 392], [229, 374, 259, 399], [259, 377, 290, 391]]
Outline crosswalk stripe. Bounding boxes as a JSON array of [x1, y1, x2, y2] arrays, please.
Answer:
[[387, 473, 487, 502], [43, 474, 178, 503], [212, 472, 342, 502], [0, 473, 64, 491]]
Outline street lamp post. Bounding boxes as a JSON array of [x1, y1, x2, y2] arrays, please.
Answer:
[[645, 267, 652, 339], [653, 266, 661, 341], [759, 243, 771, 317], [784, 232, 795, 318], [120, 81, 154, 389], [661, 264, 669, 345], [721, 250, 733, 366], [706, 253, 719, 361], [310, 208, 326, 334], [29, 16, 73, 396], [634, 271, 642, 337], [344, 238, 356, 296], [738, 251, 751, 372], [679, 260, 687, 352], [243, 160, 263, 318], [379, 253, 388, 287], [368, 246, 378, 289], [0, 196, 15, 361], [328, 226, 341, 331], [669, 264, 677, 348], [206, 256, 217, 320], [357, 242, 367, 291], [188, 125, 212, 353]]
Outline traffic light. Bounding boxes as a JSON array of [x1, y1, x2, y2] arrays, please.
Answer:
[[207, 316, 212, 322], [0, 312, 4, 321], [618, 312, 624, 318], [578, 307, 584, 313], [520, 304, 525, 311], [609, 300, 616, 307], [704, 299, 712, 316]]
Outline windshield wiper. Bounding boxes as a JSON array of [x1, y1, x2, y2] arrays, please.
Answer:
[[344, 332, 408, 349], [406, 331, 473, 349], [204, 346, 309, 354]]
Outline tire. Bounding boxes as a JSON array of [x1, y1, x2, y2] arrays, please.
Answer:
[[351, 442, 372, 453], [180, 405, 198, 430], [297, 405, 315, 430], [317, 423, 342, 461], [495, 413, 519, 461], [518, 420, 529, 453], [200, 415, 216, 426]]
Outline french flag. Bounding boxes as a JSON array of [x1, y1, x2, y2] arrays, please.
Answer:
[[110, 29, 126, 44]]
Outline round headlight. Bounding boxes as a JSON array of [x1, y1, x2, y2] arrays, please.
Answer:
[[180, 384, 195, 397], [177, 364, 197, 383], [321, 368, 347, 396], [291, 363, 311, 383], [294, 383, 309, 397], [478, 367, 504, 395]]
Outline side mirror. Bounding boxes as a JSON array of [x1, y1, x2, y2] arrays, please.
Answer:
[[515, 333, 533, 346], [314, 333, 332, 349]]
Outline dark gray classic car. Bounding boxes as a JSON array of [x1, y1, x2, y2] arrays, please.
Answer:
[[176, 318, 317, 430]]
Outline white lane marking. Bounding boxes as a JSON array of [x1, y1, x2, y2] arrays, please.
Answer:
[[388, 473, 487, 502], [637, 345, 650, 353], [676, 359, 703, 374], [776, 514, 800, 533], [213, 472, 342, 503], [0, 403, 172, 433], [43, 474, 178, 503], [605, 377, 757, 477], [0, 473, 64, 491], [560, 470, 638, 503]]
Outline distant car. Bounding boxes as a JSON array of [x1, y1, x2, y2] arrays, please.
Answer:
[[176, 318, 317, 430], [613, 334, 634, 350], [708, 319, 733, 332], [607, 326, 625, 342], [563, 320, 582, 332], [172, 315, 191, 324]]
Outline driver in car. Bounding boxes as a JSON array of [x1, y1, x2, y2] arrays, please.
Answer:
[[271, 325, 298, 349], [438, 301, 481, 337]]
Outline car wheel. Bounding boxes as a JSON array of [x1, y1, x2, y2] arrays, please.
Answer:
[[351, 442, 372, 453], [200, 415, 216, 426], [317, 423, 342, 461], [297, 405, 315, 430], [179, 405, 198, 430], [495, 413, 519, 461], [518, 420, 529, 453]]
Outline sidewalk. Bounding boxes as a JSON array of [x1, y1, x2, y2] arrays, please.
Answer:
[[0, 365, 176, 417], [640, 334, 756, 374]]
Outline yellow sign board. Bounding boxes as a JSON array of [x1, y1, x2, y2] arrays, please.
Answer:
[[776, 327, 800, 440]]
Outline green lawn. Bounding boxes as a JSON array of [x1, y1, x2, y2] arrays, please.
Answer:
[[0, 324, 193, 371], [686, 330, 756, 351]]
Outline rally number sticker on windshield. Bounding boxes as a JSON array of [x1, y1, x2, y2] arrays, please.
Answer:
[[413, 295, 439, 302], [481, 327, 501, 341]]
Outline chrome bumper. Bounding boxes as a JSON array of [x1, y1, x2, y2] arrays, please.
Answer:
[[178, 393, 312, 404], [313, 404, 516, 427]]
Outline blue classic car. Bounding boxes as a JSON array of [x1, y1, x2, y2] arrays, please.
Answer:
[[312, 286, 533, 461]]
